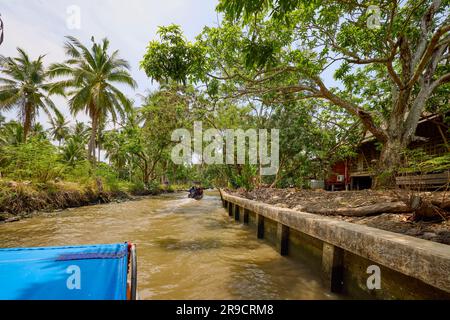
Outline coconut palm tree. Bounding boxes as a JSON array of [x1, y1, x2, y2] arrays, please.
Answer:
[[71, 121, 90, 143], [48, 36, 136, 163], [60, 137, 86, 167], [0, 48, 61, 142], [95, 120, 106, 163], [0, 113, 5, 128], [50, 113, 70, 147], [0, 121, 23, 146], [31, 123, 47, 140]]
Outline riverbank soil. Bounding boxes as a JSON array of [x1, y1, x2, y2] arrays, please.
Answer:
[[0, 180, 130, 222], [0, 179, 183, 223], [228, 188, 450, 245]]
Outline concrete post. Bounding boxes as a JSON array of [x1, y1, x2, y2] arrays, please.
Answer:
[[322, 242, 344, 293], [276, 223, 289, 256], [243, 208, 250, 225], [228, 203, 233, 217], [256, 214, 264, 239], [234, 205, 240, 221]]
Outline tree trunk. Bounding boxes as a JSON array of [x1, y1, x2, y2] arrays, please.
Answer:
[[142, 161, 150, 186], [373, 138, 406, 189], [88, 116, 98, 164], [410, 195, 447, 221], [23, 102, 33, 143]]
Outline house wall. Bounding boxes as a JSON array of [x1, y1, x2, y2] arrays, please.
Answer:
[[326, 115, 449, 190]]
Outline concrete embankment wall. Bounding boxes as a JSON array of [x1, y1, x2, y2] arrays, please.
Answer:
[[220, 190, 450, 299]]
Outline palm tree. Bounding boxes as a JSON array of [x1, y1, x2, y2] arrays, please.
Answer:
[[0, 48, 61, 142], [0, 121, 24, 146], [31, 123, 48, 140], [60, 137, 86, 167], [0, 113, 5, 128], [95, 120, 106, 163], [71, 121, 90, 143], [50, 113, 70, 147], [103, 130, 126, 169], [49, 36, 136, 163]]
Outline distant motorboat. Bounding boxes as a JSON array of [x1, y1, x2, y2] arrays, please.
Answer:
[[188, 188, 204, 201], [190, 193, 204, 200]]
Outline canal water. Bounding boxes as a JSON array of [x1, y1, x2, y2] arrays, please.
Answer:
[[0, 192, 339, 300]]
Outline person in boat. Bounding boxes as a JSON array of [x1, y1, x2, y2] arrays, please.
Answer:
[[188, 186, 204, 199], [188, 186, 196, 198]]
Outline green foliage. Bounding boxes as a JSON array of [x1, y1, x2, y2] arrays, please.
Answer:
[[402, 148, 450, 174], [50, 114, 70, 146], [0, 121, 24, 146], [128, 181, 147, 195], [217, 0, 302, 23], [199, 0, 450, 188], [230, 164, 258, 190], [60, 137, 86, 167], [0, 48, 61, 142], [420, 154, 450, 172], [94, 163, 123, 192], [61, 160, 92, 184], [2, 4, 448, 195], [146, 180, 162, 194], [0, 138, 63, 182], [48, 36, 136, 162], [141, 25, 206, 85]]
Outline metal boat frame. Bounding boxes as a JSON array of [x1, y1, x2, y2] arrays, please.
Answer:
[[129, 243, 138, 300]]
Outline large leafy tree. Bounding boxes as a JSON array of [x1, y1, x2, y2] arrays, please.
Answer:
[[141, 25, 206, 86], [104, 87, 192, 186], [136, 87, 192, 185], [269, 100, 360, 187], [200, 0, 450, 187], [49, 36, 137, 163], [0, 48, 61, 142]]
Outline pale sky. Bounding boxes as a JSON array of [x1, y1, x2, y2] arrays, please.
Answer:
[[0, 0, 219, 127]]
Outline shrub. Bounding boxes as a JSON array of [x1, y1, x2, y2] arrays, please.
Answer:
[[94, 163, 122, 192], [0, 138, 63, 182]]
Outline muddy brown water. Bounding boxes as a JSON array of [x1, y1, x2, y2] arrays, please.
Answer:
[[0, 191, 340, 300]]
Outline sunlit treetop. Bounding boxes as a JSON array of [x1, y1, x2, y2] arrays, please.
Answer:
[[141, 25, 207, 86], [217, 0, 302, 23]]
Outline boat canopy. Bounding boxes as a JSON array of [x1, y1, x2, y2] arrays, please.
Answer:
[[0, 243, 129, 300]]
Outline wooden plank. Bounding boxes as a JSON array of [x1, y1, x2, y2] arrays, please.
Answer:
[[396, 172, 450, 186]]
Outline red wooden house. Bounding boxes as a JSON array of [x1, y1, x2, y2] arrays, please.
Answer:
[[325, 114, 449, 191]]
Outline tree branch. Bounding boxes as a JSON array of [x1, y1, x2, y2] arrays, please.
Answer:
[[312, 76, 387, 143], [412, 0, 442, 68], [406, 24, 450, 89], [430, 72, 450, 92]]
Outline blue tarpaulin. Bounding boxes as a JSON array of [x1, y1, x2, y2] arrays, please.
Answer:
[[0, 243, 129, 300]]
